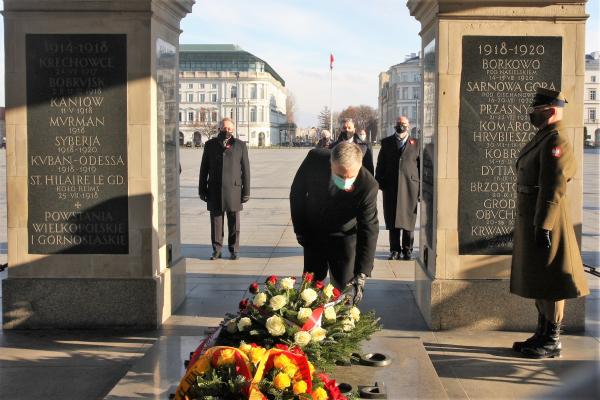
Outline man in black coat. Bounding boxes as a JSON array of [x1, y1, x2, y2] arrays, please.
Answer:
[[375, 116, 420, 260], [330, 118, 374, 175], [199, 117, 250, 260], [290, 142, 379, 304]]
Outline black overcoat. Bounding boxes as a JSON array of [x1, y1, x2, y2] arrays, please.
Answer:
[[330, 135, 375, 175], [375, 135, 420, 230], [289, 148, 379, 276], [198, 136, 250, 212]]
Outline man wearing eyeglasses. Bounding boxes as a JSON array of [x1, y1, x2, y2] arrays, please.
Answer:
[[510, 87, 589, 359]]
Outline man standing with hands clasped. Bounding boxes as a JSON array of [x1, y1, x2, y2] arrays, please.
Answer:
[[199, 117, 250, 261], [375, 116, 420, 260], [290, 142, 379, 304], [510, 88, 589, 358]]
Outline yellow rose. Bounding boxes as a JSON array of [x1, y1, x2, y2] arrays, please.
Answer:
[[216, 348, 236, 366], [342, 318, 355, 332], [280, 277, 296, 290], [310, 327, 327, 342], [225, 319, 238, 333], [239, 343, 252, 355], [273, 372, 291, 390], [312, 386, 329, 400], [294, 331, 312, 347], [269, 294, 287, 311], [293, 380, 308, 395], [301, 288, 318, 305], [297, 307, 313, 322], [349, 306, 361, 321], [323, 306, 336, 321], [323, 284, 334, 298], [274, 354, 292, 370], [253, 292, 267, 307], [249, 346, 266, 364], [266, 315, 286, 336], [308, 361, 315, 376], [284, 363, 299, 378]]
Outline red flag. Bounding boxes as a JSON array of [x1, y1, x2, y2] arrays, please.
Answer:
[[330, 53, 334, 70]]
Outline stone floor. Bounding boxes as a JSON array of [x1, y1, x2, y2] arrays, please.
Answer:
[[0, 148, 598, 399]]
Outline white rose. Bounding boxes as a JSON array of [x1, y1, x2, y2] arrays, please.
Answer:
[[342, 318, 355, 332], [266, 315, 286, 336], [253, 292, 267, 307], [269, 294, 287, 311], [237, 317, 252, 331], [294, 331, 312, 347], [310, 327, 327, 342], [226, 319, 238, 333], [323, 306, 337, 321], [300, 288, 318, 306], [349, 306, 361, 321], [279, 277, 296, 290], [323, 284, 334, 298], [297, 307, 313, 322]]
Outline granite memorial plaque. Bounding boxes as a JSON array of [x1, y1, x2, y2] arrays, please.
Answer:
[[458, 36, 562, 254], [26, 34, 128, 254]]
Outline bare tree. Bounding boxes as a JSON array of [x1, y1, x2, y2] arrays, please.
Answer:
[[338, 105, 378, 139]]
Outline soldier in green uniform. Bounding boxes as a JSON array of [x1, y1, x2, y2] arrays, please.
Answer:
[[510, 88, 590, 358]]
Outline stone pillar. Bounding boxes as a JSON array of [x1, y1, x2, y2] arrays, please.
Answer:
[[407, 0, 588, 330], [2, 0, 195, 329]]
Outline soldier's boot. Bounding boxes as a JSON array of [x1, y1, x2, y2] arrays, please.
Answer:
[[522, 320, 562, 359], [512, 312, 545, 352]]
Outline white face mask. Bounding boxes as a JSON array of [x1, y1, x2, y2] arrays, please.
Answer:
[[358, 134, 367, 142]]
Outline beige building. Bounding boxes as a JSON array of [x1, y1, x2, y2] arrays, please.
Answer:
[[178, 44, 288, 147], [584, 51, 600, 146], [378, 53, 421, 140]]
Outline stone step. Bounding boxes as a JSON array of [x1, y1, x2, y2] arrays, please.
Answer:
[[105, 334, 448, 399]]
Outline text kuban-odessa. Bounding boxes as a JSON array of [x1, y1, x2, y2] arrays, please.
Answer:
[[30, 155, 126, 166]]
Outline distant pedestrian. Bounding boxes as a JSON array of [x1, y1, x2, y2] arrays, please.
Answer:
[[511, 88, 589, 358], [316, 129, 332, 148], [198, 117, 250, 260], [330, 118, 374, 175], [290, 142, 379, 304], [375, 116, 420, 260]]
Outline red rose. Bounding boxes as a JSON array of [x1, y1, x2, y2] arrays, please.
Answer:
[[332, 287, 341, 300], [303, 272, 314, 282], [315, 280, 325, 290], [275, 344, 289, 351], [249, 282, 260, 294], [266, 275, 278, 285], [239, 298, 249, 310]]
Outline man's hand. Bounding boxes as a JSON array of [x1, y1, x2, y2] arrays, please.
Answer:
[[347, 273, 367, 305], [242, 195, 250, 203], [535, 228, 551, 249]]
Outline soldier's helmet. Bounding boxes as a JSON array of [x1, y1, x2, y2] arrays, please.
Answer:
[[530, 87, 568, 108]]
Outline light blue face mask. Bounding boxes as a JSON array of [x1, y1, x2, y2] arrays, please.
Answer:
[[332, 174, 356, 191]]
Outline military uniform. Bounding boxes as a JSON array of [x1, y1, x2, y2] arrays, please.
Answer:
[[510, 88, 589, 358]]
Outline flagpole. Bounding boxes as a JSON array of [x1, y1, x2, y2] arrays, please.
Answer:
[[329, 53, 333, 137]]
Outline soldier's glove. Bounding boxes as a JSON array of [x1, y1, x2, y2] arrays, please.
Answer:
[[347, 273, 367, 305], [535, 228, 551, 249], [242, 195, 250, 203]]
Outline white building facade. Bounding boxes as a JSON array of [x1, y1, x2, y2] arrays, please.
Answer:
[[378, 54, 421, 141], [584, 51, 600, 146], [178, 44, 287, 147]]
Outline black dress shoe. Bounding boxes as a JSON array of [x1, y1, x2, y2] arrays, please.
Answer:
[[402, 252, 412, 260], [210, 251, 221, 260], [230, 252, 239, 260], [388, 251, 399, 260]]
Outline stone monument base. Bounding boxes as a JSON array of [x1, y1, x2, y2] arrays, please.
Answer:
[[2, 259, 186, 329], [414, 260, 586, 331]]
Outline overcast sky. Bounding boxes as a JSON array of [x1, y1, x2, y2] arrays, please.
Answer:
[[0, 0, 598, 127]]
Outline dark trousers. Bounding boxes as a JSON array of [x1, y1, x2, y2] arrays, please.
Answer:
[[389, 228, 414, 254], [303, 234, 356, 289], [210, 211, 240, 253]]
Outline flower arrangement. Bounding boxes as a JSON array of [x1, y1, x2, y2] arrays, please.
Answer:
[[217, 273, 380, 371], [175, 343, 348, 400]]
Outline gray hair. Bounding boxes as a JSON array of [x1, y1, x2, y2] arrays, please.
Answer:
[[330, 142, 362, 168], [219, 117, 234, 128]]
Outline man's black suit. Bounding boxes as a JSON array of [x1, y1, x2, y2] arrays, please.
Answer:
[[290, 148, 379, 288]]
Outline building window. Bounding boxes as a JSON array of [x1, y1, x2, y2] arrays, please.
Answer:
[[211, 93, 217, 102], [179, 112, 182, 122], [188, 93, 194, 102], [188, 111, 194, 122], [200, 111, 206, 122], [590, 90, 597, 101], [200, 93, 205, 103], [402, 87, 408, 100], [259, 106, 264, 122], [250, 84, 257, 99], [258, 84, 264, 99], [590, 109, 597, 121], [250, 107, 256, 122], [402, 107, 408, 117], [592, 76, 597, 83], [212, 111, 218, 122], [188, 83, 193, 89], [200, 83, 205, 89], [231, 85, 237, 99], [229, 108, 234, 119], [211, 83, 217, 89], [413, 87, 420, 99]]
